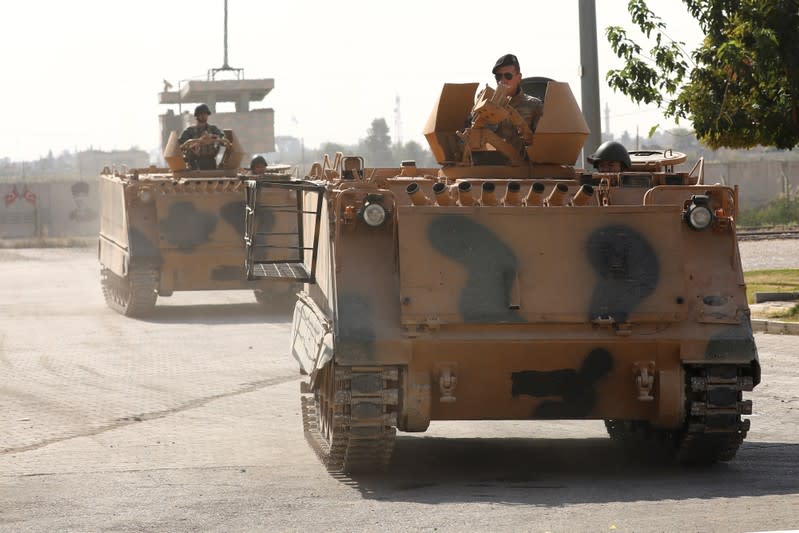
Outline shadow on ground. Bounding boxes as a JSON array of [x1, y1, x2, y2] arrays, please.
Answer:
[[134, 301, 293, 325], [339, 437, 799, 505]]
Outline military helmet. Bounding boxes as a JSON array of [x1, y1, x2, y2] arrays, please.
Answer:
[[250, 155, 268, 171], [587, 140, 631, 170], [492, 53, 520, 74], [194, 104, 212, 117]]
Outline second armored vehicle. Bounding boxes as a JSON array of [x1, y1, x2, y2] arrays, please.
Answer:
[[99, 130, 299, 316]]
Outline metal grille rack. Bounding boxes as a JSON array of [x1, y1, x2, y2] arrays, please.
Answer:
[[244, 179, 326, 283]]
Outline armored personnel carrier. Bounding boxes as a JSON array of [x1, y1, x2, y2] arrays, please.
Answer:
[[244, 80, 759, 474], [99, 129, 299, 316]]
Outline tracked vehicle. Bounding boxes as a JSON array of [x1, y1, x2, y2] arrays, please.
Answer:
[[99, 130, 299, 316], [245, 80, 759, 473]]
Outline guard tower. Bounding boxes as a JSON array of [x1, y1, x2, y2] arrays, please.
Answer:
[[158, 0, 275, 157]]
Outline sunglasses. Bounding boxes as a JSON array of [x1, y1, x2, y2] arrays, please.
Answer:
[[494, 72, 515, 81]]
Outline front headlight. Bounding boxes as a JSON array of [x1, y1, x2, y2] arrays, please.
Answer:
[[362, 203, 386, 227], [684, 195, 714, 230], [138, 188, 154, 203]]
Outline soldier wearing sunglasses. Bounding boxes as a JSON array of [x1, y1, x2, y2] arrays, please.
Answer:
[[491, 54, 544, 145]]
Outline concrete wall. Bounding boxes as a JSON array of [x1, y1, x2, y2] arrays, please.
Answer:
[[1, 160, 797, 238], [704, 160, 799, 209], [213, 108, 275, 156], [1, 180, 99, 238]]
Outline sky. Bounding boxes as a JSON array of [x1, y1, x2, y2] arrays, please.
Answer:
[[2, 0, 704, 161]]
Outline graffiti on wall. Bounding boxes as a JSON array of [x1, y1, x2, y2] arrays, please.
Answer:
[[0, 180, 100, 238], [4, 185, 37, 207], [69, 181, 97, 223]]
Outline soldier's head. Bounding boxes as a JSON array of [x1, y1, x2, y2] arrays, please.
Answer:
[[194, 104, 211, 124], [587, 141, 632, 172], [492, 53, 522, 95], [250, 155, 267, 174]]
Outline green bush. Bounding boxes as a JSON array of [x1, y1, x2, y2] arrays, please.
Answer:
[[738, 197, 799, 227]]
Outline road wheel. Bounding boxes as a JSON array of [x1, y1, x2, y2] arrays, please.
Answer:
[[301, 364, 348, 472], [101, 267, 158, 317], [300, 364, 398, 474]]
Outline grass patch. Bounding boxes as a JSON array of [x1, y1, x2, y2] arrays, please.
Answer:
[[780, 303, 799, 320], [763, 302, 799, 321], [745, 269, 799, 321], [0, 237, 95, 249], [744, 268, 799, 303]]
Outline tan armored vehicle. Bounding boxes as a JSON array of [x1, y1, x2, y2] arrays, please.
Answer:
[[99, 129, 299, 316], [245, 80, 759, 473]]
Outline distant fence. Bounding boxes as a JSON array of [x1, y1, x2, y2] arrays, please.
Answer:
[[1, 180, 99, 238]]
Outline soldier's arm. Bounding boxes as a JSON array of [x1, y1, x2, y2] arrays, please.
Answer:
[[529, 98, 544, 131], [178, 128, 193, 145]]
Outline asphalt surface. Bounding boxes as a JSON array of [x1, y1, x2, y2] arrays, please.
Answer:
[[738, 239, 799, 271], [1, 247, 798, 532]]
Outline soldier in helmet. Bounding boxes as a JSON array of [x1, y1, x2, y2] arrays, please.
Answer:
[[249, 155, 268, 175], [491, 54, 544, 142], [178, 104, 225, 170], [587, 140, 632, 173]]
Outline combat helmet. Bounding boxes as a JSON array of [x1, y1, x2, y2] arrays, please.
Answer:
[[250, 155, 268, 172], [587, 140, 631, 171], [194, 103, 212, 117]]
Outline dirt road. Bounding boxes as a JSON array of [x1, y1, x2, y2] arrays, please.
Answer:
[[1, 248, 798, 532]]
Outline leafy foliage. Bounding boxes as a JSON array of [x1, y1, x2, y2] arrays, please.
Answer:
[[360, 118, 394, 167], [743, 268, 799, 305], [607, 0, 799, 149], [280, 117, 437, 172], [738, 195, 799, 226]]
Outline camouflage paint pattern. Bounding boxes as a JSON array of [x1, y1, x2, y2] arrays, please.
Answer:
[[99, 168, 299, 295], [290, 172, 759, 429]]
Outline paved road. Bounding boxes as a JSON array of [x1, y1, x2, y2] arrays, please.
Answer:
[[739, 239, 799, 271], [1, 248, 798, 532]]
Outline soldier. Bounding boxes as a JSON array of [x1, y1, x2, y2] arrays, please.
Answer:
[[178, 104, 225, 170], [587, 140, 632, 173], [491, 53, 544, 142], [249, 155, 268, 175]]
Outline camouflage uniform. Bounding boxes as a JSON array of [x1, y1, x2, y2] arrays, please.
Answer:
[[496, 90, 544, 148], [178, 123, 225, 170]]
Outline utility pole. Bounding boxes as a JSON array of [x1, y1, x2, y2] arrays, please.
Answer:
[[209, 0, 242, 80], [578, 0, 602, 159], [394, 94, 403, 147], [223, 0, 230, 69]]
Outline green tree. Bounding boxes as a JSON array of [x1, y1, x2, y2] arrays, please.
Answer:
[[606, 0, 799, 149], [392, 140, 436, 168], [360, 118, 394, 167], [318, 142, 354, 156]]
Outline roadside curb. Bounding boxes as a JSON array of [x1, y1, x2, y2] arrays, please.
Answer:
[[752, 318, 799, 335]]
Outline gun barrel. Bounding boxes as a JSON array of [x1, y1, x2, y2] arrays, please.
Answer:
[[571, 184, 595, 206], [481, 182, 497, 206], [524, 182, 546, 207], [406, 182, 430, 206], [433, 182, 451, 206], [457, 181, 474, 206], [503, 181, 521, 206], [546, 183, 569, 207]]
